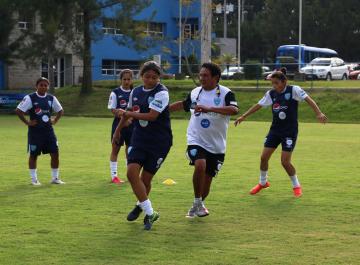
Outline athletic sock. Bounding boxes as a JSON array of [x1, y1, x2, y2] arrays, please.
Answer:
[[194, 197, 202, 205], [140, 199, 154, 216], [259, 170, 268, 185], [51, 168, 59, 180], [110, 161, 118, 179], [290, 175, 301, 188], [30, 169, 38, 182]]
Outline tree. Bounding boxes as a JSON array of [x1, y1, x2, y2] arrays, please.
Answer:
[[74, 0, 152, 94]]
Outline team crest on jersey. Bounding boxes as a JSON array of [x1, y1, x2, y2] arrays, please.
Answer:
[[189, 149, 198, 157], [147, 96, 154, 104], [30, 145, 37, 151], [139, 120, 148, 127], [214, 97, 221, 106], [284, 93, 291, 100]]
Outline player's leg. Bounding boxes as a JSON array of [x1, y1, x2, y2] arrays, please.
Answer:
[[29, 154, 40, 185], [281, 137, 302, 197], [201, 175, 213, 201], [250, 147, 276, 194], [50, 152, 64, 184], [110, 142, 123, 184]]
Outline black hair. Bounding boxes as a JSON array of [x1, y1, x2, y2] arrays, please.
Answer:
[[201, 62, 222, 82], [36, 77, 50, 86], [140, 61, 162, 76]]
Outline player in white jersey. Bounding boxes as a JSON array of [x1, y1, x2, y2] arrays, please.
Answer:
[[170, 62, 239, 218]]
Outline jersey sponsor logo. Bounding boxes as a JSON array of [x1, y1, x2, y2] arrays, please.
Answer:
[[42, 115, 50, 123], [279, 111, 287, 120], [119, 99, 127, 107], [151, 99, 163, 109], [200, 119, 211, 128], [132, 105, 140, 112], [285, 93, 291, 100], [273, 103, 288, 112], [35, 107, 42, 115], [214, 97, 221, 106]]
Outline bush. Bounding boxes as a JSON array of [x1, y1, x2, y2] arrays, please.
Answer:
[[232, 72, 244, 80], [244, 60, 262, 80]]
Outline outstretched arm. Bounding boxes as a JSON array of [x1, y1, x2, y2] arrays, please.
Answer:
[[234, 104, 262, 126], [195, 105, 239, 116], [305, 96, 327, 123], [169, 101, 184, 112]]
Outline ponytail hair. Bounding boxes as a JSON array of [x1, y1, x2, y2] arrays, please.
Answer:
[[271, 67, 287, 82]]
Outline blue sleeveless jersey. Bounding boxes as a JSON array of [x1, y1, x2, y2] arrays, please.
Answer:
[[130, 83, 172, 150], [111, 87, 134, 132], [269, 86, 298, 135], [28, 93, 55, 135]]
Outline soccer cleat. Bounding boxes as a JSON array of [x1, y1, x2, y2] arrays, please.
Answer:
[[293, 186, 302, 197], [196, 203, 209, 217], [250, 181, 270, 195], [143, 211, 160, 231], [51, 178, 65, 185], [127, 205, 143, 221], [186, 203, 198, 218], [31, 180, 41, 186]]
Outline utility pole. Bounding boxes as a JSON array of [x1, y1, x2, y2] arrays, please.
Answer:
[[179, 0, 182, 73], [201, 0, 212, 64], [237, 0, 241, 68], [298, 0, 302, 71], [224, 0, 227, 38]]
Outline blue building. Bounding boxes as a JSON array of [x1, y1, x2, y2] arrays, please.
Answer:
[[92, 0, 202, 81]]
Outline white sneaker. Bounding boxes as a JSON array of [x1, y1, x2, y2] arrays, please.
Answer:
[[31, 180, 41, 186], [186, 203, 198, 218], [51, 178, 65, 184], [196, 203, 209, 217]]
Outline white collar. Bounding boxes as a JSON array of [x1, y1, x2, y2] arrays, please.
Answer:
[[36, 92, 47, 98], [142, 83, 159, 92]]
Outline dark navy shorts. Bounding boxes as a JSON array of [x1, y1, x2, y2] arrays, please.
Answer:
[[28, 132, 58, 156], [264, 131, 297, 152], [111, 123, 133, 147], [127, 145, 171, 175], [186, 145, 225, 177]]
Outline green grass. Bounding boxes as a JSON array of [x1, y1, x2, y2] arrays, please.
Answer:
[[0, 116, 359, 265], [54, 85, 360, 123]]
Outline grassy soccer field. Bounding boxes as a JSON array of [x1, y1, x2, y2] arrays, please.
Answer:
[[0, 116, 359, 265]]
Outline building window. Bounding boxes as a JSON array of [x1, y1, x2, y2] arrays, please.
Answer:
[[144, 22, 165, 38], [102, 59, 140, 76], [18, 12, 34, 31], [102, 18, 122, 35], [183, 23, 199, 39]]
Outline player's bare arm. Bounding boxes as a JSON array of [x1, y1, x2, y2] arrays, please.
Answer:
[[51, 109, 64, 125], [234, 104, 262, 126], [304, 96, 328, 124], [169, 101, 184, 112], [195, 105, 238, 116], [15, 108, 37, 126]]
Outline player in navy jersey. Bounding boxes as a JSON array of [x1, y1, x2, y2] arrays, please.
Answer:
[[113, 61, 172, 230], [15, 77, 65, 186], [234, 69, 327, 197], [108, 69, 134, 184]]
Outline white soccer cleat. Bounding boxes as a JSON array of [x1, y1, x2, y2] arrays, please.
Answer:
[[51, 178, 66, 185], [31, 180, 42, 186]]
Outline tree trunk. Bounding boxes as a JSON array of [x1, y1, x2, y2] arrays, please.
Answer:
[[81, 9, 92, 94], [48, 56, 55, 94]]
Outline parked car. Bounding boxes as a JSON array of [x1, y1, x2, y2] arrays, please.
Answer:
[[349, 64, 360, 80], [300, 57, 349, 80], [221, 66, 244, 79]]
